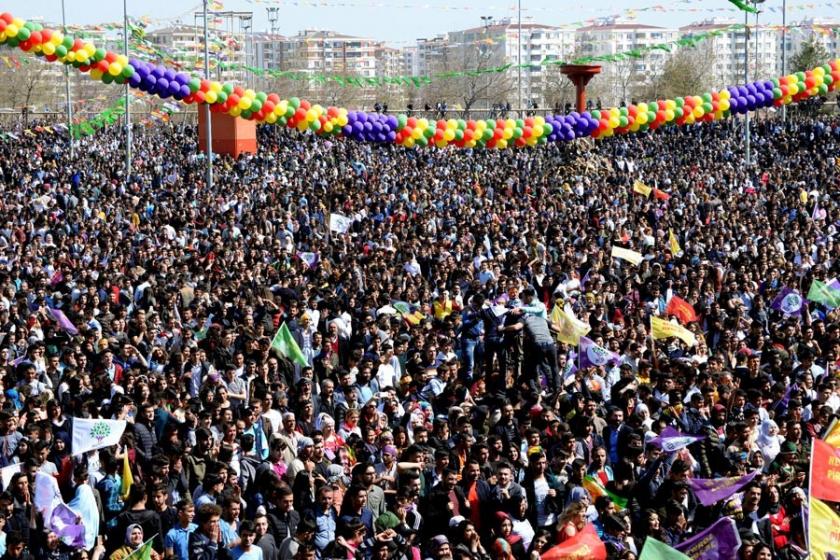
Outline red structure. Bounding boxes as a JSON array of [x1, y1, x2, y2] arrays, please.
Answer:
[[198, 111, 258, 158], [560, 64, 602, 113]]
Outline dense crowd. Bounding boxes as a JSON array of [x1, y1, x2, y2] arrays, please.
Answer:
[[0, 110, 837, 560]]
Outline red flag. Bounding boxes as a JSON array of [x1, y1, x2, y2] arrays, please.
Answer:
[[810, 438, 840, 502], [541, 524, 606, 560], [665, 296, 699, 324], [653, 188, 671, 200]]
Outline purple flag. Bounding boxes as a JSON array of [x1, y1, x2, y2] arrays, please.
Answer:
[[648, 426, 706, 453], [50, 503, 87, 548], [48, 307, 79, 336], [578, 336, 621, 370], [770, 287, 804, 316], [296, 252, 320, 270], [580, 268, 592, 291], [675, 517, 741, 560], [686, 470, 759, 507]]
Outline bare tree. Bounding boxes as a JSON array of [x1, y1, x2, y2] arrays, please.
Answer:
[[637, 47, 716, 101], [0, 58, 52, 125]]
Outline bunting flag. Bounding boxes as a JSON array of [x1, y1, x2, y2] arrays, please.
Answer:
[[71, 417, 127, 456], [668, 230, 681, 255], [650, 316, 697, 347], [582, 475, 628, 510], [633, 180, 652, 197], [70, 98, 127, 138], [611, 246, 644, 266], [647, 426, 705, 453], [728, 0, 759, 13], [120, 453, 133, 501], [674, 518, 741, 560], [550, 305, 591, 346], [807, 279, 840, 309], [665, 296, 698, 325], [540, 524, 606, 560], [810, 438, 840, 502], [639, 537, 691, 560], [270, 323, 308, 367], [685, 470, 759, 507], [770, 287, 805, 316], [578, 336, 622, 370], [809, 497, 840, 560]]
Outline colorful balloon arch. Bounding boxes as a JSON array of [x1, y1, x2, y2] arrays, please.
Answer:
[[1, 10, 838, 149]]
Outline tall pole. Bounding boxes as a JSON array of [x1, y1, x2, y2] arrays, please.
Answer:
[[517, 0, 522, 118], [744, 7, 751, 166], [781, 0, 787, 124], [124, 0, 131, 187], [61, 0, 74, 159], [203, 0, 214, 190]]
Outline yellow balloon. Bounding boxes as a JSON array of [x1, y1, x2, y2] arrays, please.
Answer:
[[814, 66, 825, 76], [609, 117, 619, 129], [665, 109, 675, 121], [245, 89, 256, 99], [296, 120, 308, 132], [444, 129, 455, 141], [205, 91, 217, 104], [312, 104, 324, 114], [230, 107, 242, 117], [238, 98, 251, 110], [306, 109, 317, 122], [418, 118, 428, 130], [502, 127, 513, 140], [447, 119, 457, 129], [718, 89, 730, 101], [505, 118, 515, 129], [411, 128, 422, 140], [497, 139, 508, 149], [533, 124, 543, 137], [603, 128, 614, 137], [339, 108, 348, 117], [718, 100, 729, 112], [636, 113, 647, 126], [435, 140, 447, 148], [51, 32, 63, 45], [630, 123, 641, 133], [211, 81, 222, 93], [526, 136, 537, 146], [337, 115, 348, 126], [277, 100, 288, 114], [405, 137, 415, 148], [665, 99, 676, 110], [42, 43, 55, 55], [116, 55, 128, 66], [534, 116, 545, 127], [5, 24, 18, 37], [636, 103, 647, 113], [85, 44, 96, 57], [90, 69, 103, 81], [66, 51, 76, 62], [693, 107, 703, 118], [266, 113, 277, 124], [323, 122, 333, 133]]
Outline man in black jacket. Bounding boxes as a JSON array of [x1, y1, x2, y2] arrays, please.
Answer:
[[189, 503, 230, 560], [133, 402, 159, 469]]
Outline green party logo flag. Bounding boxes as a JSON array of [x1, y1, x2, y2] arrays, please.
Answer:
[[639, 537, 692, 560], [271, 323, 308, 367], [807, 279, 840, 309], [124, 537, 156, 560]]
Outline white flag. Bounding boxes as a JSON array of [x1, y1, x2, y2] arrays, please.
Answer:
[[611, 246, 644, 266], [71, 417, 127, 456], [0, 464, 20, 491], [329, 213, 352, 234], [34, 471, 63, 523]]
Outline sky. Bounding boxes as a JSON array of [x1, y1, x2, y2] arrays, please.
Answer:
[[3, 1, 837, 46]]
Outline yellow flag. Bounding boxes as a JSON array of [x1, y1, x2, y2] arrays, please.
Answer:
[[668, 230, 681, 256], [824, 419, 840, 448], [809, 497, 840, 560], [633, 180, 652, 197], [611, 246, 644, 266], [651, 316, 697, 347], [121, 453, 133, 501], [800, 190, 809, 205], [551, 305, 591, 346]]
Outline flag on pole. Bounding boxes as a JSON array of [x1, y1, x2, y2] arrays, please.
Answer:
[[124, 537, 156, 560], [809, 497, 840, 560], [685, 470, 759, 507], [633, 180, 652, 197], [611, 246, 644, 266], [71, 417, 127, 456], [674, 518, 741, 560], [770, 287, 804, 316], [270, 323, 308, 367], [639, 537, 691, 560], [824, 418, 840, 448], [550, 305, 591, 346], [810, 439, 840, 502], [120, 453, 133, 501], [653, 188, 671, 201], [651, 316, 697, 347], [582, 475, 628, 509], [807, 279, 840, 309], [296, 252, 320, 270], [329, 213, 352, 234], [578, 337, 622, 370], [665, 296, 698, 324], [647, 426, 706, 453], [668, 230, 681, 255]]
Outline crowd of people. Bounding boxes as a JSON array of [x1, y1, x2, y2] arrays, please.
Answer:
[[0, 108, 836, 560]]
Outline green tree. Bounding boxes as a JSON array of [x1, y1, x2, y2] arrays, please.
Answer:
[[790, 38, 829, 72]]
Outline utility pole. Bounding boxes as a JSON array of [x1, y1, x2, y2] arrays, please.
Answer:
[[203, 0, 213, 189], [781, 0, 787, 124], [123, 0, 131, 188], [61, 0, 74, 158], [517, 0, 522, 118], [744, 7, 750, 166]]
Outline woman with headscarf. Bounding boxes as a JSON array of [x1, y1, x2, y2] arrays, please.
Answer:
[[317, 413, 344, 461], [565, 486, 598, 523], [756, 419, 782, 465], [109, 524, 161, 560], [494, 512, 526, 560]]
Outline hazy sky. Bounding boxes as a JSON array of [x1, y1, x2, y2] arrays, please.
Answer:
[[3, 1, 836, 46]]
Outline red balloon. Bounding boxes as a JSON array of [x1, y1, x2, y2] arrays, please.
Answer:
[[72, 39, 84, 51], [267, 93, 280, 103], [327, 106, 338, 117], [522, 126, 532, 138], [627, 106, 637, 116], [657, 100, 666, 110], [524, 117, 534, 127], [407, 117, 417, 128], [19, 39, 32, 51], [434, 130, 444, 141], [29, 31, 41, 45], [295, 107, 306, 120], [233, 86, 245, 96], [515, 137, 526, 147], [493, 127, 503, 140], [299, 99, 311, 110], [104, 51, 117, 63], [45, 54, 57, 62], [495, 119, 504, 129], [464, 130, 474, 141], [200, 79, 210, 92], [96, 60, 109, 73], [194, 91, 206, 103], [466, 120, 476, 130], [228, 94, 240, 105], [805, 77, 816, 88], [436, 120, 445, 130], [0, 13, 13, 24], [263, 101, 275, 113], [656, 110, 666, 122]]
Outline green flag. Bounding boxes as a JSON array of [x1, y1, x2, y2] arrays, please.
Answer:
[[807, 279, 840, 309], [271, 323, 308, 367], [639, 537, 691, 560], [124, 537, 156, 560]]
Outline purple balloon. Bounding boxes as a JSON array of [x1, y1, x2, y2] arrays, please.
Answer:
[[128, 74, 142, 88], [157, 78, 169, 92], [738, 86, 748, 97], [145, 75, 157, 87], [342, 125, 353, 136], [180, 85, 191, 97], [387, 131, 396, 142], [174, 73, 188, 85], [357, 112, 368, 124]]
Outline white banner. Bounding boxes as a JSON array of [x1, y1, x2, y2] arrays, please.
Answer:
[[71, 417, 127, 456], [329, 213, 352, 234]]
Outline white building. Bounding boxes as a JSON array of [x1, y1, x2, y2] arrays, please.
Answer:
[[784, 19, 840, 73]]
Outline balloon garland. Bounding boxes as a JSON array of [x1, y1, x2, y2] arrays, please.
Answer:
[[0, 10, 838, 149]]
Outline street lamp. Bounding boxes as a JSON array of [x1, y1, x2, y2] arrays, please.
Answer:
[[203, 0, 213, 190], [60, 0, 73, 159], [744, 0, 765, 166], [123, 0, 131, 188]]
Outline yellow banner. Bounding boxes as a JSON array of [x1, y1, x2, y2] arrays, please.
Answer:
[[809, 497, 840, 560], [651, 316, 697, 347], [550, 305, 591, 346], [611, 246, 644, 266], [633, 180, 652, 197], [669, 230, 681, 256]]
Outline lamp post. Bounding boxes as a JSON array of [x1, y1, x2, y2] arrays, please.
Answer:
[[60, 0, 73, 158], [781, 0, 787, 124], [744, 6, 750, 166], [123, 0, 131, 187], [480, 16, 492, 115], [517, 0, 522, 119], [203, 0, 213, 190]]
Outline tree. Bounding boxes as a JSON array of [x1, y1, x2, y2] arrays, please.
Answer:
[[638, 47, 716, 101], [0, 57, 52, 125], [790, 38, 829, 72]]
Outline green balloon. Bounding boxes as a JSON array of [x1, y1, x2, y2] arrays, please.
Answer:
[[483, 129, 493, 141], [23, 21, 35, 30], [102, 73, 114, 84], [795, 71, 805, 81], [189, 78, 200, 93], [703, 102, 712, 113], [242, 110, 252, 119], [285, 106, 295, 118], [62, 36, 73, 49], [423, 127, 433, 138], [543, 123, 553, 135], [217, 92, 227, 103], [6, 38, 19, 47], [619, 107, 627, 116], [309, 120, 320, 131], [121, 65, 134, 78], [512, 127, 522, 139], [457, 119, 466, 130], [818, 83, 828, 95], [250, 100, 262, 112], [591, 110, 600, 120], [289, 97, 300, 109], [702, 92, 711, 102], [278, 117, 287, 126], [674, 107, 683, 118], [222, 83, 233, 94], [16, 27, 30, 41], [54, 44, 66, 57], [256, 91, 267, 102], [397, 115, 407, 128], [619, 116, 628, 127], [455, 129, 463, 141], [516, 118, 524, 128], [675, 97, 684, 107], [94, 48, 106, 62], [416, 136, 427, 146]]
